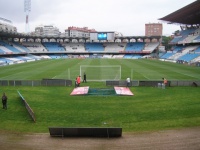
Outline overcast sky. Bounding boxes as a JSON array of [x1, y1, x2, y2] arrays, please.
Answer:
[[0, 0, 195, 36]]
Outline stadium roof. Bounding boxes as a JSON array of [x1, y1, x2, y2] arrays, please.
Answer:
[[159, 0, 200, 25]]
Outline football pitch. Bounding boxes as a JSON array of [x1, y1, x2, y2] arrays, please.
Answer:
[[0, 59, 200, 133], [0, 59, 200, 80]]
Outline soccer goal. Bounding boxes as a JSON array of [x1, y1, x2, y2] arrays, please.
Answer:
[[80, 65, 121, 81]]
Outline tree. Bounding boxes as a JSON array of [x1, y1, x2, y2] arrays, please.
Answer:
[[162, 36, 173, 51]]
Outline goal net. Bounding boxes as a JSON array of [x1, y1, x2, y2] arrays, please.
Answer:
[[80, 65, 121, 81]]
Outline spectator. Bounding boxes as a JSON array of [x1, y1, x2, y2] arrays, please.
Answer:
[[2, 92, 7, 110]]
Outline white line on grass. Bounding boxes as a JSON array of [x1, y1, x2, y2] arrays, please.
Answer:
[[52, 76, 57, 79], [143, 75, 150, 80], [173, 70, 199, 79]]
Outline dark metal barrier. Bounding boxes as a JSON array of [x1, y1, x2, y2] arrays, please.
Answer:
[[17, 91, 36, 122], [0, 79, 72, 86], [170, 81, 200, 87], [49, 127, 122, 138], [106, 80, 139, 86], [139, 81, 165, 87], [42, 79, 72, 86], [106, 80, 200, 87], [106, 81, 120, 86], [0, 80, 8, 86], [0, 80, 199, 87]]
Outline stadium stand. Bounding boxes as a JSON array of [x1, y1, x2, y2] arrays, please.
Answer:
[[0, 0, 200, 67], [172, 45, 186, 53], [158, 0, 200, 65], [0, 41, 28, 53], [22, 42, 47, 52], [0, 40, 21, 53], [28, 54, 42, 60], [195, 46, 200, 53], [125, 42, 145, 52], [12, 42, 30, 52], [112, 54, 124, 59], [123, 54, 142, 59], [85, 42, 104, 52], [42, 42, 65, 52], [194, 35, 200, 43], [62, 43, 85, 52], [15, 56, 35, 62], [123, 54, 133, 59], [178, 53, 199, 62], [160, 44, 200, 63], [0, 46, 12, 54], [160, 52, 174, 59], [40, 55, 51, 59], [103, 42, 126, 52], [160, 32, 200, 63], [0, 60, 6, 66], [132, 54, 142, 59], [102, 54, 113, 58], [48, 54, 68, 59], [143, 42, 159, 53]]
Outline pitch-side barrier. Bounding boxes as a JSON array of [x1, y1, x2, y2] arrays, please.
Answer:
[[17, 91, 36, 122]]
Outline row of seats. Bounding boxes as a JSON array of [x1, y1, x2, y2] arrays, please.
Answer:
[[170, 28, 200, 44], [0, 40, 159, 54], [1, 53, 149, 66], [160, 45, 200, 63]]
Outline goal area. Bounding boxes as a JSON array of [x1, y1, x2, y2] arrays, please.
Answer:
[[80, 65, 121, 81]]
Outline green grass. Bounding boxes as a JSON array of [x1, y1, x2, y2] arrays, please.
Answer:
[[0, 59, 200, 133], [0, 59, 200, 80]]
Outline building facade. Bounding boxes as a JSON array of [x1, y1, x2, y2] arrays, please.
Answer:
[[145, 23, 163, 36], [0, 17, 17, 33], [34, 25, 60, 36], [65, 26, 96, 38]]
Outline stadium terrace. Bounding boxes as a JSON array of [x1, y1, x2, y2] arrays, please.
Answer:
[[0, 0, 200, 66]]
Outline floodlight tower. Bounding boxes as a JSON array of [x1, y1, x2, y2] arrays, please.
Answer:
[[24, 0, 31, 33]]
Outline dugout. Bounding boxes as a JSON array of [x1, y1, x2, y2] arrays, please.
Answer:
[[49, 127, 122, 138]]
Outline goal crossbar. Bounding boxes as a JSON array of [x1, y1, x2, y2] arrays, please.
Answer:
[[80, 65, 121, 81]]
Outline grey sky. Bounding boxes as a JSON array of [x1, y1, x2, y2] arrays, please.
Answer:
[[0, 0, 195, 36]]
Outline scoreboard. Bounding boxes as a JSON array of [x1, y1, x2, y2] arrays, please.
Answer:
[[90, 32, 115, 41]]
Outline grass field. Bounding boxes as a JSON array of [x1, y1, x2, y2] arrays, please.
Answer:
[[0, 59, 200, 80], [0, 59, 200, 133]]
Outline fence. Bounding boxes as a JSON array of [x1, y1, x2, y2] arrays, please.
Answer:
[[106, 80, 200, 87], [17, 91, 36, 122], [0, 79, 72, 86], [1, 79, 199, 87]]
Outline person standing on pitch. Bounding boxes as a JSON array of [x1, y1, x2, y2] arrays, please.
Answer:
[[2, 92, 7, 110], [77, 75, 81, 87], [162, 78, 168, 85], [126, 77, 131, 88], [75, 78, 78, 88], [83, 72, 87, 83]]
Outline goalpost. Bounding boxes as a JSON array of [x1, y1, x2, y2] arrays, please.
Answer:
[[80, 65, 121, 81]]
